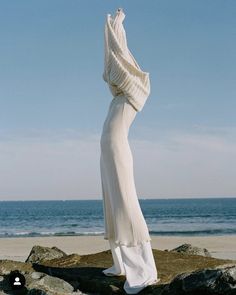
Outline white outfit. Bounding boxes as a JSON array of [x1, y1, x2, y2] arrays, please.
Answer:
[[100, 8, 160, 294], [103, 239, 160, 294], [100, 95, 151, 246]]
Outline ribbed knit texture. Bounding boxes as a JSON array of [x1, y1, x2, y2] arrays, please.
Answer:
[[103, 9, 150, 112]]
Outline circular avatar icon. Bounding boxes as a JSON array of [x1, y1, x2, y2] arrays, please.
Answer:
[[8, 270, 26, 290]]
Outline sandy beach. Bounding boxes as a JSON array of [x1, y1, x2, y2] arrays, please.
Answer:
[[0, 235, 235, 262]]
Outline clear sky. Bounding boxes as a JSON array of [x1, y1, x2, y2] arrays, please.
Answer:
[[0, 0, 235, 200]]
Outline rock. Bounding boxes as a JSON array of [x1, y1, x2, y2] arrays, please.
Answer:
[[41, 253, 81, 267], [28, 274, 74, 293], [170, 243, 211, 257], [27, 289, 48, 295], [1, 245, 236, 295], [31, 272, 46, 280], [69, 292, 89, 295], [160, 264, 236, 295], [32, 248, 235, 294], [27, 289, 88, 295], [0, 260, 78, 295], [25, 245, 67, 264], [0, 259, 33, 275]]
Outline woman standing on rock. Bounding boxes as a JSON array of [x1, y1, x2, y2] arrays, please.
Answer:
[[100, 8, 160, 294]]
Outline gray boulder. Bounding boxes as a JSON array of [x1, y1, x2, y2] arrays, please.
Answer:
[[25, 245, 67, 263], [170, 243, 211, 257], [161, 264, 236, 295], [28, 274, 74, 294]]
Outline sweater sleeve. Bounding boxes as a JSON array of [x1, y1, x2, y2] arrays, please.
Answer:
[[103, 9, 150, 112]]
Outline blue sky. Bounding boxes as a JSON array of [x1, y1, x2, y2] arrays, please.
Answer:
[[0, 0, 235, 200]]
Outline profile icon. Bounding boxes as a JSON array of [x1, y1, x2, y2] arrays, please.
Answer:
[[8, 270, 26, 290], [14, 276, 21, 286]]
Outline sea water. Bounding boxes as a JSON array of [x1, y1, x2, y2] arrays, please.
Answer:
[[0, 198, 235, 238]]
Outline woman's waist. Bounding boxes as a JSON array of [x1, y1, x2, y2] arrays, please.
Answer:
[[110, 94, 128, 105]]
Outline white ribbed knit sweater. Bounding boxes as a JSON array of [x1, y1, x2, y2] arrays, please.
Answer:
[[103, 8, 150, 112]]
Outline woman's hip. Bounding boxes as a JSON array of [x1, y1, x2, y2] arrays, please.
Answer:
[[102, 95, 137, 134]]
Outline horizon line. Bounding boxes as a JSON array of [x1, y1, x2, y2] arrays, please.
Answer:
[[0, 196, 236, 202]]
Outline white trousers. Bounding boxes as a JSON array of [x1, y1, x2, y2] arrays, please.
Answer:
[[103, 239, 160, 294]]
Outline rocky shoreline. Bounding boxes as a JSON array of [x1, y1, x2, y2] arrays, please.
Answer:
[[0, 243, 236, 294]]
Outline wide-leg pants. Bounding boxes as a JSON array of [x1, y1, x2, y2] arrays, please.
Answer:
[[100, 95, 160, 293], [103, 239, 160, 294]]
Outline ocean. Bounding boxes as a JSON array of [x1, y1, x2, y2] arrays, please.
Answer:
[[0, 198, 235, 238]]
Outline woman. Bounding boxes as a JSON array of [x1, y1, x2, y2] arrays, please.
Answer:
[[100, 8, 160, 294]]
